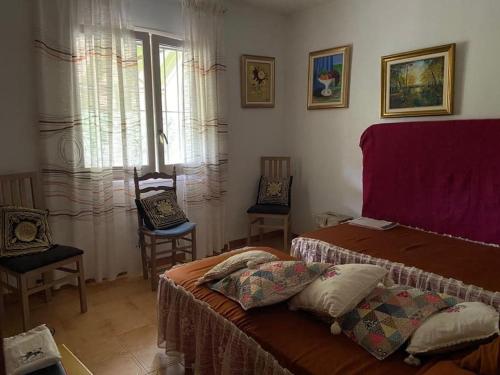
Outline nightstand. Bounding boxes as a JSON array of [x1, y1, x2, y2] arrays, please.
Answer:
[[314, 212, 353, 228]]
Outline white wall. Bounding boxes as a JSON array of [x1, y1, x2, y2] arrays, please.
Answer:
[[285, 0, 500, 233], [0, 0, 38, 174], [129, 0, 183, 37], [225, 3, 288, 241]]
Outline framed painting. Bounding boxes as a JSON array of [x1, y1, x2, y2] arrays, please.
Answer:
[[307, 45, 351, 110], [381, 44, 455, 118], [241, 55, 275, 108]]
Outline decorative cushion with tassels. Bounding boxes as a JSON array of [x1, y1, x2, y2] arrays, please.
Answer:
[[0, 206, 53, 257], [136, 190, 187, 230], [257, 176, 292, 206]]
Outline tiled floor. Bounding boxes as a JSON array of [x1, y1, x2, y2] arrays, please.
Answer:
[[2, 236, 286, 374], [3, 275, 170, 374]]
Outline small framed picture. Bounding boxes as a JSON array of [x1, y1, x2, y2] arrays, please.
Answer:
[[240, 55, 275, 108], [307, 45, 351, 110], [381, 43, 455, 118]]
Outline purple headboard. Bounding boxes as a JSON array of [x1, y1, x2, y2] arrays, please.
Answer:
[[360, 119, 500, 245]]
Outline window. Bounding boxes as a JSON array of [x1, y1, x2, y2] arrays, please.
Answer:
[[136, 31, 184, 172]]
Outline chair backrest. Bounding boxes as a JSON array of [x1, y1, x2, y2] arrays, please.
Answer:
[[133, 167, 178, 229], [0, 172, 42, 209], [261, 157, 291, 179], [133, 167, 177, 201]]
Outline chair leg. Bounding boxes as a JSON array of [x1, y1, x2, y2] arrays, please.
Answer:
[[150, 236, 158, 291], [259, 218, 264, 241], [247, 216, 253, 246], [139, 232, 148, 280], [0, 272, 5, 319], [172, 238, 177, 267], [76, 256, 88, 314], [191, 227, 197, 261], [283, 216, 289, 251], [43, 271, 52, 303], [19, 275, 30, 332]]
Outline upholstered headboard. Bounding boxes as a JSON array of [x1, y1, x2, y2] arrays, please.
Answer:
[[360, 119, 500, 245]]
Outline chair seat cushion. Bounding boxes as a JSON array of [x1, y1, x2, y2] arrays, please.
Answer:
[[150, 221, 196, 237], [247, 204, 290, 215], [0, 245, 83, 274]]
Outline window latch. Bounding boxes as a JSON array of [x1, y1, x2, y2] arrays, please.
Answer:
[[159, 130, 168, 145]]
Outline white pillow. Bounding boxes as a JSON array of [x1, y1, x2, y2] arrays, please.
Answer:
[[196, 249, 278, 285], [407, 301, 499, 356], [289, 263, 389, 318]]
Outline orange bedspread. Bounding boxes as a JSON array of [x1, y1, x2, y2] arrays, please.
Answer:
[[301, 224, 500, 293], [165, 247, 457, 375]]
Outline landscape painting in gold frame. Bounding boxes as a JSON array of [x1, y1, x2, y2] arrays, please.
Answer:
[[381, 44, 455, 118], [307, 45, 351, 110], [241, 55, 275, 108]]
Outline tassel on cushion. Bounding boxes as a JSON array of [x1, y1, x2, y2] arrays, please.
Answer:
[[383, 275, 395, 287], [330, 321, 342, 335], [404, 354, 422, 367]]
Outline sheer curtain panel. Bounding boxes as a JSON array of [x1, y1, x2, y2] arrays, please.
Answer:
[[181, 0, 228, 258], [34, 0, 143, 282]]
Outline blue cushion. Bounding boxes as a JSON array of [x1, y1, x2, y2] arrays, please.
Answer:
[[247, 204, 290, 215], [151, 221, 196, 237]]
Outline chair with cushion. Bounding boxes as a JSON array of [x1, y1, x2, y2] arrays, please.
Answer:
[[134, 167, 197, 291], [247, 157, 292, 249], [0, 173, 87, 332]]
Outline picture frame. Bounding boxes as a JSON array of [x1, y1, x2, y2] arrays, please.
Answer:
[[307, 45, 351, 110], [381, 43, 455, 118], [240, 55, 275, 108]]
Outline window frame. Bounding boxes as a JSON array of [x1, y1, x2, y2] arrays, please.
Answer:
[[135, 31, 157, 174], [151, 34, 184, 173]]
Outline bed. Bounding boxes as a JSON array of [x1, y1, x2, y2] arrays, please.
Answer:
[[158, 119, 500, 374]]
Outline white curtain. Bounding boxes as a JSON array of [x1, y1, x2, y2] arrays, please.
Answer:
[[182, 0, 228, 258], [34, 0, 143, 282]]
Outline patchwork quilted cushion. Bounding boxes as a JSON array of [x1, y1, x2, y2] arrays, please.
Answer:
[[339, 286, 459, 360], [136, 190, 187, 230], [257, 176, 291, 206], [1, 206, 53, 257], [210, 261, 330, 310], [197, 249, 279, 285]]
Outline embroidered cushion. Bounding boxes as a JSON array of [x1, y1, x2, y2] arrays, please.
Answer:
[[136, 190, 187, 230], [4, 324, 61, 375], [257, 176, 292, 206], [209, 261, 330, 310], [289, 263, 389, 318], [197, 249, 279, 285], [339, 286, 458, 360], [406, 302, 499, 357], [0, 206, 53, 257]]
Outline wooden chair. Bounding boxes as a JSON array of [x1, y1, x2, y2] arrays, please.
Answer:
[[247, 157, 292, 249], [134, 167, 197, 291], [0, 173, 87, 332]]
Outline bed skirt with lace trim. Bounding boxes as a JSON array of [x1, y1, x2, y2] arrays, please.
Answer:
[[157, 276, 293, 375], [291, 237, 500, 312]]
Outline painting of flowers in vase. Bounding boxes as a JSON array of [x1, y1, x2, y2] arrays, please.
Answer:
[[241, 55, 275, 108], [307, 45, 351, 110]]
